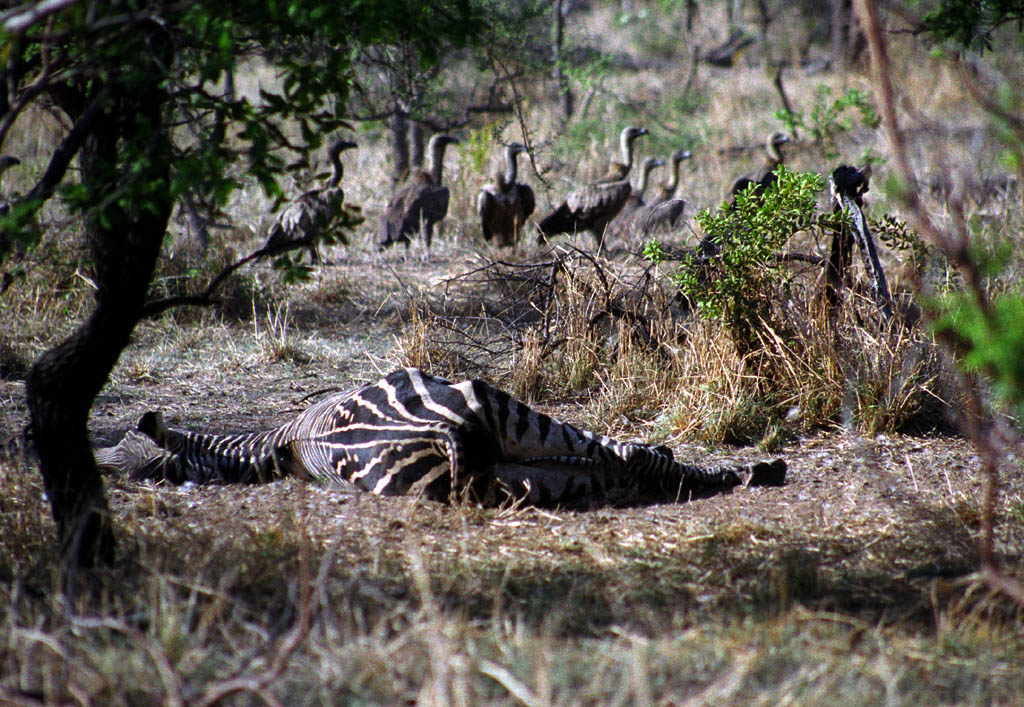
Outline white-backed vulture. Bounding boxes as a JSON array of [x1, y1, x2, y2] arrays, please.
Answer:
[[378, 134, 460, 253], [728, 131, 790, 204], [650, 149, 692, 207], [264, 138, 356, 263], [637, 149, 693, 237], [537, 126, 648, 250], [604, 156, 666, 243], [477, 143, 535, 248]]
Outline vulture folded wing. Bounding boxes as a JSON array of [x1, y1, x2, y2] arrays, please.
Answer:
[[477, 188, 498, 241], [416, 185, 451, 224], [567, 181, 632, 221], [516, 183, 536, 221]]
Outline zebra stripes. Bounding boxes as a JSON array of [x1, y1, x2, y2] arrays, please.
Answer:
[[98, 368, 785, 507]]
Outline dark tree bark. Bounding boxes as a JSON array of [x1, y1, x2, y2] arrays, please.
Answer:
[[830, 0, 863, 68], [389, 112, 426, 185], [552, 0, 573, 122], [409, 120, 425, 172], [684, 0, 697, 33], [27, 23, 174, 570], [389, 108, 410, 184]]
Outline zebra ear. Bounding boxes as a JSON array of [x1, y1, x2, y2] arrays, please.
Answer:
[[138, 411, 170, 447]]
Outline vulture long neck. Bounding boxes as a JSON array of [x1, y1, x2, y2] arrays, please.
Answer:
[[619, 131, 638, 173], [601, 131, 642, 183], [666, 157, 684, 193], [765, 141, 785, 170], [503, 146, 520, 187], [635, 162, 657, 198]]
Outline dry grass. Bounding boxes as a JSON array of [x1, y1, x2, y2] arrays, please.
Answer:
[[3, 1, 1024, 703], [3, 433, 1024, 704]]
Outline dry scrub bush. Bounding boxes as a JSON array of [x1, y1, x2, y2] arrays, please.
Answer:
[[671, 273, 950, 444], [252, 301, 311, 365], [387, 227, 950, 445], [388, 249, 691, 412], [393, 305, 449, 374], [648, 163, 953, 443], [509, 328, 544, 403]]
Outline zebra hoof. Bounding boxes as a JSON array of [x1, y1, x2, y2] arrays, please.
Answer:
[[745, 459, 787, 487]]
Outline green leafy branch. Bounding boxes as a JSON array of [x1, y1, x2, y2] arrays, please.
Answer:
[[647, 167, 823, 353], [775, 85, 881, 161]]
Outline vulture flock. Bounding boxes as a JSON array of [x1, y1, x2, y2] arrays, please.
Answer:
[[252, 125, 795, 262]]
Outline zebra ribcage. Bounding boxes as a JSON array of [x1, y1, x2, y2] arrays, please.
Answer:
[[162, 427, 295, 483]]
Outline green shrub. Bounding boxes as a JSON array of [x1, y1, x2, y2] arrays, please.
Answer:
[[648, 166, 822, 358], [933, 291, 1024, 417], [645, 165, 947, 440]]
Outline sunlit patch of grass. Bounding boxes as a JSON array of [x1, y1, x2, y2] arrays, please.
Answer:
[[252, 300, 310, 365], [391, 306, 468, 380]]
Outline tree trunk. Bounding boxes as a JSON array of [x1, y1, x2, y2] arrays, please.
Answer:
[[552, 0, 574, 122], [28, 25, 173, 571], [684, 0, 697, 33], [727, 0, 745, 29], [409, 121, 425, 172], [389, 108, 410, 185]]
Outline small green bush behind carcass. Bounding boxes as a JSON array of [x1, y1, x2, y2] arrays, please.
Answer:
[[653, 167, 821, 364]]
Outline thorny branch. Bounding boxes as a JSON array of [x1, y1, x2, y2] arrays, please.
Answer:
[[487, 50, 552, 191], [139, 217, 354, 317]]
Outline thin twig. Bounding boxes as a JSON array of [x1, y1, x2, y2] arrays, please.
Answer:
[[855, 0, 1024, 607], [141, 246, 270, 318]]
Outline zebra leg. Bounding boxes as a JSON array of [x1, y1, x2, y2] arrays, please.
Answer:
[[459, 378, 786, 504], [332, 422, 500, 504], [620, 446, 786, 496]]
